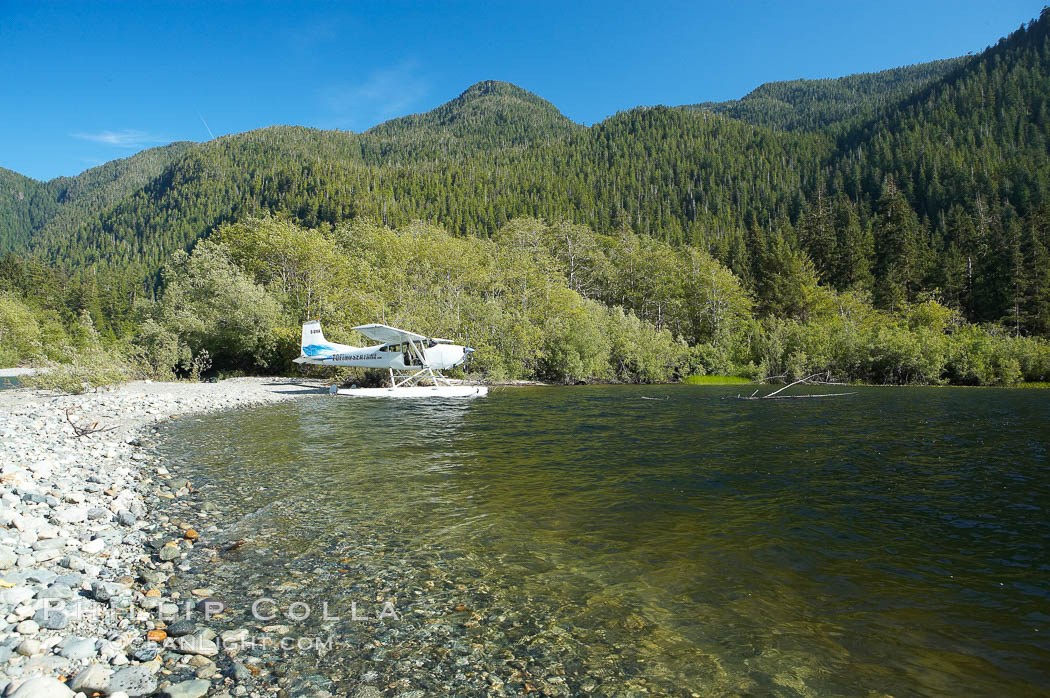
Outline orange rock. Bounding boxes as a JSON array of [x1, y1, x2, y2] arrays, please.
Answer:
[[184, 529, 199, 540], [454, 604, 467, 612], [145, 588, 162, 597], [147, 629, 167, 642]]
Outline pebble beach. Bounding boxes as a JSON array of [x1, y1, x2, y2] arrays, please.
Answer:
[[0, 378, 325, 698]]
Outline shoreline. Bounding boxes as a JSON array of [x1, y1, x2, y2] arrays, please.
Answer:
[[0, 378, 326, 697]]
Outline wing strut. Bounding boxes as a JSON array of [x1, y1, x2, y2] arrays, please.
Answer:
[[387, 337, 448, 388]]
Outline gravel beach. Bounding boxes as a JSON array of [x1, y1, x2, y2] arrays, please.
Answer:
[[0, 378, 326, 698]]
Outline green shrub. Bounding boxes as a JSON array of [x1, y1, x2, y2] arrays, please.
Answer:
[[0, 293, 41, 366]]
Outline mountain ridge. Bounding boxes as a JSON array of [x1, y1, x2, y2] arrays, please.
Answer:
[[2, 10, 1049, 335], [684, 57, 969, 132]]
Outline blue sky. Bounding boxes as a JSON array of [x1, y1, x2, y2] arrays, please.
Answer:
[[1, 0, 1043, 181]]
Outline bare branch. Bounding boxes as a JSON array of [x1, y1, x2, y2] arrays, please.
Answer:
[[65, 408, 117, 439]]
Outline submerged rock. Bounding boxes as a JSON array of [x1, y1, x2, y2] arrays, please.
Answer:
[[160, 678, 212, 698]]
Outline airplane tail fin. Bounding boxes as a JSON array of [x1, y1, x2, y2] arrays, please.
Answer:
[[295, 319, 332, 363], [302, 319, 326, 347]]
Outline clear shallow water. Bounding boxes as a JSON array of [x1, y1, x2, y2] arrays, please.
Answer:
[[158, 386, 1050, 696]]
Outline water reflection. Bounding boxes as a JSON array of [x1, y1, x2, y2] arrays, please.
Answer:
[[160, 386, 1050, 696]]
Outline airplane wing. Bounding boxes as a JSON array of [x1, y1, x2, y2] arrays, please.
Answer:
[[352, 324, 429, 345]]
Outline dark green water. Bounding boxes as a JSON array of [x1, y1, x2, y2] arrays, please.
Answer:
[[158, 386, 1050, 697]]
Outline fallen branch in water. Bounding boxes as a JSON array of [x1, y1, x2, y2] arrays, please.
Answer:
[[65, 408, 117, 439], [735, 372, 856, 400], [742, 391, 858, 400]]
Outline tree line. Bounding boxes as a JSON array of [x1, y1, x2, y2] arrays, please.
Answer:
[[2, 216, 1048, 391]]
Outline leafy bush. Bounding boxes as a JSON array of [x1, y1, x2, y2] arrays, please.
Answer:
[[0, 292, 40, 366], [149, 241, 284, 372], [23, 311, 139, 393]]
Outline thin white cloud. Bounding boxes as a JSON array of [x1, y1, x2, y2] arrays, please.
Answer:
[[286, 19, 339, 52], [71, 129, 169, 148], [321, 61, 429, 130]]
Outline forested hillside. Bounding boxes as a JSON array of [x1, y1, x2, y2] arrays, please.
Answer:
[[362, 80, 584, 161], [0, 143, 192, 258], [685, 58, 967, 132], [0, 168, 59, 253], [2, 11, 1049, 388]]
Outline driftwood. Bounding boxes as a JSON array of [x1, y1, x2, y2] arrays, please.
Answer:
[[65, 408, 117, 438], [219, 539, 248, 554], [736, 372, 857, 400], [750, 373, 849, 386]]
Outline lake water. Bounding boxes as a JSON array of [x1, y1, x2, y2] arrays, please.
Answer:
[[157, 386, 1050, 696]]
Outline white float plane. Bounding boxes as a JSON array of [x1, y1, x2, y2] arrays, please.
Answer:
[[293, 320, 487, 398]]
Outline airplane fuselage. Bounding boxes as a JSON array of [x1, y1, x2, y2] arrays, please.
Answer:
[[295, 341, 470, 370]]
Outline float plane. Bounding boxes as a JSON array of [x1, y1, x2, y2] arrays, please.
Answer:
[[294, 320, 487, 398]]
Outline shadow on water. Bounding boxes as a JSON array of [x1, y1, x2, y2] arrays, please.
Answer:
[[159, 385, 1050, 696]]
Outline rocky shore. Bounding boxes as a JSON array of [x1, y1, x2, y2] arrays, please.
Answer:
[[0, 378, 325, 698]]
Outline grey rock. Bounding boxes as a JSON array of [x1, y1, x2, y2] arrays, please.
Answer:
[[92, 580, 125, 602], [161, 679, 212, 698], [32, 548, 62, 563], [69, 663, 112, 693], [229, 662, 251, 682], [59, 637, 98, 660], [7, 677, 74, 698], [109, 665, 158, 697], [15, 639, 40, 656], [108, 595, 133, 609], [167, 619, 196, 637], [220, 628, 249, 644], [32, 606, 68, 629], [0, 586, 34, 605], [37, 583, 73, 599], [175, 633, 219, 657], [195, 597, 225, 615], [158, 544, 181, 561], [0, 545, 19, 566], [60, 554, 87, 571], [86, 507, 110, 520], [132, 646, 159, 662], [52, 573, 84, 587], [15, 619, 39, 634], [23, 569, 56, 584], [53, 507, 87, 524], [354, 687, 383, 698], [30, 538, 66, 551], [139, 596, 163, 610]]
